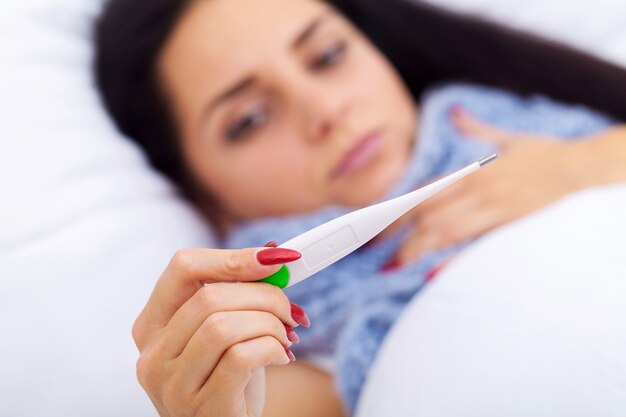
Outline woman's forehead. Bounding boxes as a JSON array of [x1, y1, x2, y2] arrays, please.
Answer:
[[171, 0, 332, 56], [158, 0, 337, 115]]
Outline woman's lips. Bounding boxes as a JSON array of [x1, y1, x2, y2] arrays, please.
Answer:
[[331, 130, 383, 179]]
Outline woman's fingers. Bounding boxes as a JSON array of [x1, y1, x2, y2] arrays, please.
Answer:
[[175, 311, 293, 391], [394, 192, 479, 263], [374, 208, 417, 241], [157, 282, 299, 359], [134, 247, 296, 350], [396, 200, 504, 263], [412, 178, 471, 217], [141, 334, 289, 417], [376, 175, 475, 242], [451, 106, 517, 149], [199, 336, 290, 415]]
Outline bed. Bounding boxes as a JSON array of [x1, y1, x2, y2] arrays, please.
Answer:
[[1, 0, 625, 415]]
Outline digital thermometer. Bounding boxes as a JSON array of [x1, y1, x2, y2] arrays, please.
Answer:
[[258, 154, 497, 288]]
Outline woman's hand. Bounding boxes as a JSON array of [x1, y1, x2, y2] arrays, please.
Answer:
[[383, 108, 626, 266], [132, 246, 308, 417]]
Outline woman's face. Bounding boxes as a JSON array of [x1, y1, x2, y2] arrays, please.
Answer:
[[159, 0, 417, 220]]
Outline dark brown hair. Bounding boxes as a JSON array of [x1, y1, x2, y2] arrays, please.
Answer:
[[336, 0, 626, 120], [95, 0, 626, 192]]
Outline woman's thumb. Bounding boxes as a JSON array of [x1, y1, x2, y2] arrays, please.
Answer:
[[450, 106, 515, 149]]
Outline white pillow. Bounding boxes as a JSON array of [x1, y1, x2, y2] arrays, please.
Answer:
[[0, 1, 214, 415], [356, 185, 626, 416]]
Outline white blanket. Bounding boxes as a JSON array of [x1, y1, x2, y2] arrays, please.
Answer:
[[357, 185, 626, 416]]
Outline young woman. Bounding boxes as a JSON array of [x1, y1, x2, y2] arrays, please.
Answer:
[[95, 0, 626, 416]]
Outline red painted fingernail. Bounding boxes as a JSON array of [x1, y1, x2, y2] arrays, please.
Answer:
[[257, 248, 301, 265], [285, 347, 296, 362], [449, 105, 462, 118], [264, 241, 278, 247], [424, 265, 442, 282], [290, 302, 311, 328], [284, 324, 300, 344], [425, 260, 449, 282], [381, 256, 402, 273]]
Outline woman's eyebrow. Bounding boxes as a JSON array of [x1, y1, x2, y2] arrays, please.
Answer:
[[201, 11, 334, 126], [201, 77, 256, 124], [292, 11, 333, 50]]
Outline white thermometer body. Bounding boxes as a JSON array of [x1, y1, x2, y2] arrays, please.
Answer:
[[259, 154, 497, 288]]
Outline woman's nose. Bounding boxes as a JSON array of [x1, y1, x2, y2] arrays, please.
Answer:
[[298, 81, 350, 142]]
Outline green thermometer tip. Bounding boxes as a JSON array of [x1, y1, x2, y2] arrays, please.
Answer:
[[257, 265, 290, 289]]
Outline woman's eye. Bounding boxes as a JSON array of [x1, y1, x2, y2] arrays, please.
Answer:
[[225, 108, 267, 142], [310, 41, 347, 71]]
